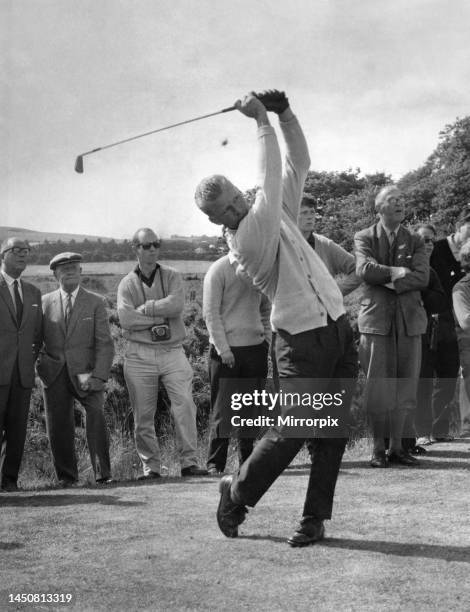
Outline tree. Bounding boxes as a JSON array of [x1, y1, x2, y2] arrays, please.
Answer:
[[399, 115, 470, 233]]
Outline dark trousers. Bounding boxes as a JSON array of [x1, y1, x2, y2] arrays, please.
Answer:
[[207, 343, 268, 471], [401, 336, 437, 449], [414, 336, 438, 437], [232, 315, 357, 520], [0, 361, 32, 487], [431, 339, 460, 437], [43, 367, 111, 482]]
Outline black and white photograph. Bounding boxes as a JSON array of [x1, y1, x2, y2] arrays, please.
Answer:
[[1, 1, 470, 610]]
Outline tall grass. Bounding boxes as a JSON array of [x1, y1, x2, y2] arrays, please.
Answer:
[[18, 274, 392, 490], [19, 277, 218, 488]]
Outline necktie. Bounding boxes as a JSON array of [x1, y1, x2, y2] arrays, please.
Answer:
[[389, 231, 396, 264], [13, 280, 23, 327], [65, 293, 73, 328]]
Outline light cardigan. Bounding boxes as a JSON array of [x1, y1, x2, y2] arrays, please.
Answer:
[[117, 265, 186, 346], [226, 116, 345, 334], [203, 254, 271, 355]]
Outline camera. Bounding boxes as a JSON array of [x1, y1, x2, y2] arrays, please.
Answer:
[[150, 324, 171, 342]]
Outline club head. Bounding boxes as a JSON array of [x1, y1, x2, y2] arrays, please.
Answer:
[[74, 155, 84, 173]]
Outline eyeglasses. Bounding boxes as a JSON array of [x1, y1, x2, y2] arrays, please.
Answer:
[[138, 241, 161, 250], [3, 247, 31, 256], [423, 238, 435, 244]]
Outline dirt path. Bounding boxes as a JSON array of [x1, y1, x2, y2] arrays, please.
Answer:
[[1, 440, 469, 611]]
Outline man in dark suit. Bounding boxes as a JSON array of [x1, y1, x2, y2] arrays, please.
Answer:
[[0, 237, 43, 492], [37, 252, 114, 486], [429, 210, 470, 439], [355, 185, 429, 467]]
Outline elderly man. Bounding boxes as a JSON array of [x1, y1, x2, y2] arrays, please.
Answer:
[[37, 253, 114, 486], [430, 209, 470, 439], [117, 228, 207, 479], [195, 91, 357, 546], [0, 238, 42, 491], [354, 186, 429, 467]]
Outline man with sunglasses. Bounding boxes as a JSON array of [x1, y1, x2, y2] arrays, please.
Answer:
[[117, 228, 207, 479], [0, 237, 42, 491]]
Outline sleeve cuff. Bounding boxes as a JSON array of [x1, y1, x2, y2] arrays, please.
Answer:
[[279, 113, 299, 126], [257, 125, 276, 138]]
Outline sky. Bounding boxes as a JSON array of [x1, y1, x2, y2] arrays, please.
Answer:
[[2, 0, 470, 239]]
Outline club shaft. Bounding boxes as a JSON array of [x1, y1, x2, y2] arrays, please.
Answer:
[[82, 106, 236, 157]]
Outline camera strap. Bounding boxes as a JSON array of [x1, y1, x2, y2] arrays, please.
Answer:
[[157, 269, 170, 326], [137, 267, 170, 327]]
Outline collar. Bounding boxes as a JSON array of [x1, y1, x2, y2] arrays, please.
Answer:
[[1, 270, 22, 286], [60, 286, 80, 300], [228, 251, 238, 265], [135, 263, 160, 287], [381, 223, 400, 239], [448, 235, 461, 260]]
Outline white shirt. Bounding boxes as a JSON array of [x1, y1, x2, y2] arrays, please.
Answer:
[[383, 224, 400, 245], [60, 285, 80, 317], [448, 234, 461, 261], [1, 270, 23, 310]]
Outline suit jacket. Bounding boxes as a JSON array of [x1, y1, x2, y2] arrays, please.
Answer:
[[37, 286, 114, 397], [430, 238, 464, 340], [0, 275, 43, 388], [354, 222, 429, 336]]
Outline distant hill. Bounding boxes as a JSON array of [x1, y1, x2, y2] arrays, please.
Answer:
[[0, 226, 118, 244]]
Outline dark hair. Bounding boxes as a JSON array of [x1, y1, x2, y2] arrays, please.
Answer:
[[300, 196, 316, 209]]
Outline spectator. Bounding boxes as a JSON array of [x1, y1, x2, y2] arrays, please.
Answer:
[[429, 210, 470, 440], [451, 238, 470, 438], [408, 225, 446, 450], [37, 252, 114, 487], [203, 249, 271, 475], [0, 238, 42, 492], [298, 197, 361, 296], [298, 197, 361, 461], [354, 186, 429, 468], [117, 228, 207, 479]]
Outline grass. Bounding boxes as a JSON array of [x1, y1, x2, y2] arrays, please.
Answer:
[[6, 269, 469, 609], [1, 438, 470, 611]]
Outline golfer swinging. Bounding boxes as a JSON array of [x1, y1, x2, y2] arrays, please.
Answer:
[[195, 91, 358, 546]]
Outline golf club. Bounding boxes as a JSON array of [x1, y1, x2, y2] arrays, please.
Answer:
[[74, 106, 236, 173]]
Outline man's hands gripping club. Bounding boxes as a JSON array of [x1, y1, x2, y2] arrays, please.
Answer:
[[234, 90, 292, 125]]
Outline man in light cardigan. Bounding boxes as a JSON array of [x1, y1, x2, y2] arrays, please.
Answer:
[[117, 228, 207, 478], [195, 91, 357, 546], [203, 249, 271, 475]]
